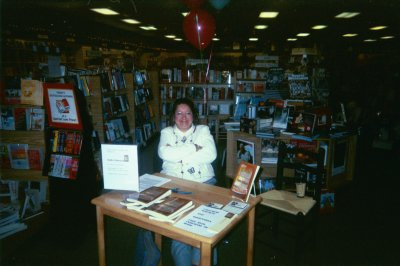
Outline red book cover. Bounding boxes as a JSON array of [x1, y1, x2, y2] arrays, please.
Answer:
[[64, 132, 75, 154], [28, 148, 43, 170], [13, 107, 27, 130], [69, 158, 79, 180], [73, 133, 83, 155], [231, 161, 260, 202]]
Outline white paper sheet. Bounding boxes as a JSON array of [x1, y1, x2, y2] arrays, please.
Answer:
[[139, 173, 171, 192], [101, 144, 139, 191]]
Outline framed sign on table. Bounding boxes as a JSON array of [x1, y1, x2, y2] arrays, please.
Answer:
[[43, 83, 82, 130]]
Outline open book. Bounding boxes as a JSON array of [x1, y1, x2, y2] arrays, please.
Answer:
[[143, 197, 193, 222], [120, 186, 171, 210], [231, 161, 260, 202]]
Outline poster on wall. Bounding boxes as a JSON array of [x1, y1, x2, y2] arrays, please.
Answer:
[[43, 83, 82, 130]]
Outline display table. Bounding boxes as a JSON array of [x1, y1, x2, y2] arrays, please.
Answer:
[[91, 173, 261, 266]]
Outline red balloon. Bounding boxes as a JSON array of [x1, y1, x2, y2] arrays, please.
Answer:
[[183, 9, 216, 50], [182, 0, 205, 10]]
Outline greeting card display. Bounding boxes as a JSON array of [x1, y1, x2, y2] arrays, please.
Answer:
[[43, 83, 82, 130]]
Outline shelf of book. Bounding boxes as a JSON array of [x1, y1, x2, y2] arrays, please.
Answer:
[[159, 76, 235, 143], [226, 130, 357, 190], [0, 169, 45, 181]]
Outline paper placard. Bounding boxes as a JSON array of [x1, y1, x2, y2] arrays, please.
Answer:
[[101, 144, 139, 191]]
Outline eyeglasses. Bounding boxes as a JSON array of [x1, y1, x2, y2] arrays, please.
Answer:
[[175, 112, 193, 117]]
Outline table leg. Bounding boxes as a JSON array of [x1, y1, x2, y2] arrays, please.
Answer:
[[96, 206, 106, 266], [154, 233, 162, 266], [200, 242, 212, 266], [246, 207, 255, 266]]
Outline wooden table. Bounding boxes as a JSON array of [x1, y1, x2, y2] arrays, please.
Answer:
[[91, 174, 261, 266]]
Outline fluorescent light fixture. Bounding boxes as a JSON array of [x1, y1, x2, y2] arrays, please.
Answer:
[[342, 33, 358, 37], [381, 36, 394, 39], [335, 12, 360, 18], [212, 37, 220, 41], [249, 37, 258, 41], [369, 26, 387, 31], [165, 35, 176, 39], [363, 39, 377, 42], [312, 25, 327, 30], [174, 38, 183, 41], [259, 11, 279, 18], [90, 8, 119, 15], [297, 33, 310, 37], [122, 19, 140, 24], [254, 25, 268, 30], [140, 26, 157, 31], [287, 38, 297, 41]]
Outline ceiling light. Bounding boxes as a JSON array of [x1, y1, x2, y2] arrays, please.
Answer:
[[165, 35, 176, 39], [90, 8, 119, 15], [296, 33, 310, 37], [249, 37, 258, 41], [363, 39, 377, 42], [287, 38, 297, 41], [182, 12, 189, 16], [174, 38, 183, 41], [369, 26, 387, 31], [212, 37, 220, 41], [122, 19, 140, 24], [335, 12, 360, 18], [342, 33, 358, 37], [381, 36, 394, 39], [312, 25, 327, 30], [254, 25, 268, 30], [259, 12, 279, 18], [140, 26, 157, 31]]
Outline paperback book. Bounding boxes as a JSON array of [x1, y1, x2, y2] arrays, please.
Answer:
[[121, 186, 172, 210], [231, 161, 260, 202], [143, 196, 193, 222]]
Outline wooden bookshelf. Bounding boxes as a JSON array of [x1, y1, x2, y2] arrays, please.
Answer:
[[226, 131, 357, 189]]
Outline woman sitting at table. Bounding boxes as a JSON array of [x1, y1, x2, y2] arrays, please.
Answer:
[[158, 97, 218, 266]]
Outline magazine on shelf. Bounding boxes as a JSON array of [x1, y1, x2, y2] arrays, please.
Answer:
[[231, 161, 260, 202], [8, 143, 29, 169], [20, 79, 44, 106]]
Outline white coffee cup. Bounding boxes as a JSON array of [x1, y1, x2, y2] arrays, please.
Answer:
[[296, 183, 306, 198]]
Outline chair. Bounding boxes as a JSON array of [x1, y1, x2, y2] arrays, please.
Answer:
[[256, 141, 325, 259]]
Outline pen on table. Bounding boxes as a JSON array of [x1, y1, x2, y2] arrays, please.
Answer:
[[171, 188, 192, 194]]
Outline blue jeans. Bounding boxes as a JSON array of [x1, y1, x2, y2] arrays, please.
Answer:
[[134, 229, 161, 266], [171, 177, 218, 266]]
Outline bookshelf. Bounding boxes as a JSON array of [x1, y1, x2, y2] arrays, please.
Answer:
[[159, 67, 235, 142], [226, 130, 357, 190]]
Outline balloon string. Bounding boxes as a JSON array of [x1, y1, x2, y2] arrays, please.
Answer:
[[195, 14, 205, 83], [205, 44, 213, 83], [195, 14, 202, 51]]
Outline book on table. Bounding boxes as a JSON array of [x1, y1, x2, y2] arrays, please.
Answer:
[[231, 161, 260, 202], [142, 196, 193, 221], [120, 186, 172, 209]]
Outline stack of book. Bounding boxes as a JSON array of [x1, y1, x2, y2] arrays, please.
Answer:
[[120, 186, 194, 223]]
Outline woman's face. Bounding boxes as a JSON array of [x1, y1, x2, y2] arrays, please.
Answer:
[[174, 103, 193, 132]]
